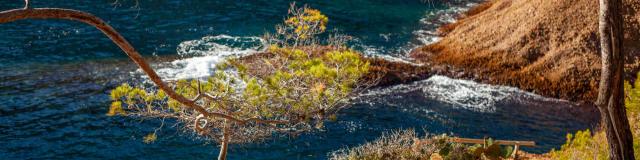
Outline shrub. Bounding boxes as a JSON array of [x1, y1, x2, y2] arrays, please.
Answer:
[[550, 73, 640, 159], [329, 129, 443, 160], [329, 130, 515, 160], [549, 129, 609, 160]]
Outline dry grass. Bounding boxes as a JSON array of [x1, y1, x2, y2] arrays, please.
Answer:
[[328, 130, 523, 160], [329, 129, 446, 160]]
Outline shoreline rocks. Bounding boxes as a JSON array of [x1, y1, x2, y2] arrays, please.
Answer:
[[410, 0, 640, 103]]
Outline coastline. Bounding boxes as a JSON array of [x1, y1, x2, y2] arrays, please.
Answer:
[[410, 0, 640, 103], [162, 0, 639, 104]]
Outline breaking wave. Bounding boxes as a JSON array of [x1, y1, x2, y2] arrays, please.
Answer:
[[411, 1, 485, 47], [360, 75, 571, 113], [153, 35, 265, 80]]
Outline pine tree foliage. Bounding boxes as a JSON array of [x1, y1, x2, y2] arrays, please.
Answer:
[[107, 4, 370, 147]]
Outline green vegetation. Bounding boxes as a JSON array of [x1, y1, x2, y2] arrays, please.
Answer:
[[550, 74, 640, 159], [267, 3, 330, 48], [107, 4, 369, 159], [330, 130, 515, 160]]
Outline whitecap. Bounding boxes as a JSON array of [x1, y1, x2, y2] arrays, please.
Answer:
[[360, 75, 568, 113], [176, 34, 265, 57], [151, 35, 265, 80], [410, 1, 485, 50], [354, 43, 420, 65]]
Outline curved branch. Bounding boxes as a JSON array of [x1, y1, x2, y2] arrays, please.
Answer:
[[0, 8, 249, 123], [24, 0, 30, 9], [194, 114, 208, 134]]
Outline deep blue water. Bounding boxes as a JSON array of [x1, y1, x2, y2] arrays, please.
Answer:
[[0, 0, 599, 159]]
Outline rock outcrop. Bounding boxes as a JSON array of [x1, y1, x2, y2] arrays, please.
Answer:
[[411, 0, 640, 102]]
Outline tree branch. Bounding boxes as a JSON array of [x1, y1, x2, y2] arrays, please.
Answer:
[[0, 8, 274, 126], [24, 0, 30, 9]]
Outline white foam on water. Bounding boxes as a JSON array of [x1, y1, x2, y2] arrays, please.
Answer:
[[155, 56, 225, 80], [360, 75, 567, 113], [366, 53, 419, 65], [411, 2, 484, 48], [356, 44, 421, 65], [175, 35, 265, 57], [151, 35, 265, 80]]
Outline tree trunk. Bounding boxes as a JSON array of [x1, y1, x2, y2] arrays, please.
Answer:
[[218, 120, 230, 160], [597, 0, 635, 159]]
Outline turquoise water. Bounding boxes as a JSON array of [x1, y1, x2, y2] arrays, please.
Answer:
[[0, 0, 599, 159]]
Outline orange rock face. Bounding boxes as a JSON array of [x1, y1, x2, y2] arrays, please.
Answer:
[[411, 0, 640, 102]]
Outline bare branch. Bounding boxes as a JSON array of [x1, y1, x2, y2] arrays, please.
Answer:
[[24, 0, 30, 9]]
